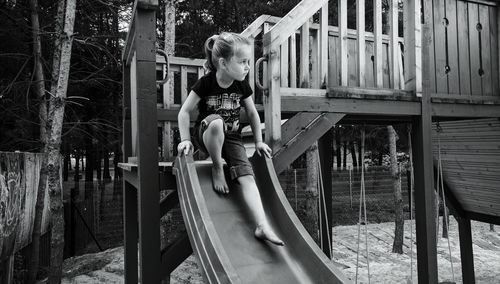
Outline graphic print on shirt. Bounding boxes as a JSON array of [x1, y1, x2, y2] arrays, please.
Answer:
[[206, 92, 241, 132]]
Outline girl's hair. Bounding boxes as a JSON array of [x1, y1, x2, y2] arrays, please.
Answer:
[[204, 32, 251, 72]]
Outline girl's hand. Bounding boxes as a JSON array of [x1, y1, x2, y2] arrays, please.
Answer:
[[177, 140, 194, 156], [255, 141, 272, 158]]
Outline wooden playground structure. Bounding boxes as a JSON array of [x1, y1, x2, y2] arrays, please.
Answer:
[[119, 0, 500, 283]]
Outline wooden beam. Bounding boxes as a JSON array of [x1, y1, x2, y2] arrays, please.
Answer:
[[457, 217, 475, 284], [404, 0, 422, 93], [374, 0, 383, 88], [357, 0, 366, 87], [311, 23, 320, 88], [263, 0, 328, 48], [264, 47, 281, 151], [122, 60, 138, 284], [389, 0, 399, 89], [280, 112, 325, 146], [339, 0, 348, 86], [413, 0, 438, 282], [273, 113, 344, 175], [300, 21, 310, 87], [240, 14, 272, 38], [328, 86, 414, 98], [160, 233, 193, 280], [318, 128, 334, 258], [320, 3, 328, 88], [466, 211, 500, 225], [282, 96, 421, 115], [134, 8, 161, 283], [123, 181, 138, 284], [281, 38, 289, 87], [432, 102, 500, 117], [290, 33, 297, 88], [160, 190, 179, 217]]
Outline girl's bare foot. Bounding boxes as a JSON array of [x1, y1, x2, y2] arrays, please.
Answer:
[[254, 223, 284, 246], [212, 166, 228, 194]]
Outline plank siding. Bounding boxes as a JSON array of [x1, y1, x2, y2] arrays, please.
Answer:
[[480, 5, 493, 95], [468, 3, 483, 95], [328, 36, 340, 87], [490, 6, 499, 94], [433, 119, 500, 218], [434, 0, 449, 93], [457, 0, 472, 95], [428, 0, 437, 92], [446, 0, 460, 94]]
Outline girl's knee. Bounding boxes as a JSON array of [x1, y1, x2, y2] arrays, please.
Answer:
[[205, 118, 225, 136], [237, 174, 255, 185]]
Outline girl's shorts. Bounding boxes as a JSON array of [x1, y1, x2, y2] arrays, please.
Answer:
[[194, 114, 254, 180]]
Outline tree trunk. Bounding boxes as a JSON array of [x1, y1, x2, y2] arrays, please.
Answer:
[[96, 145, 102, 180], [335, 127, 341, 169], [303, 142, 319, 243], [342, 141, 347, 170], [63, 143, 70, 181], [85, 140, 93, 181], [46, 0, 76, 282], [103, 148, 111, 180], [350, 140, 357, 168], [388, 125, 404, 254], [28, 0, 59, 280], [74, 151, 80, 182]]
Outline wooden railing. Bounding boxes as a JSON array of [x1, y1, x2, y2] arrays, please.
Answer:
[[155, 15, 282, 159], [260, 0, 422, 149]]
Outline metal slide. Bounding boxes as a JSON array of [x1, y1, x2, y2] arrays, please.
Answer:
[[173, 154, 351, 284]]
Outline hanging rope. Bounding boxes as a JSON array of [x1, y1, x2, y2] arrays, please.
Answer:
[[436, 122, 456, 283], [316, 147, 332, 256], [408, 125, 415, 283], [355, 128, 371, 284]]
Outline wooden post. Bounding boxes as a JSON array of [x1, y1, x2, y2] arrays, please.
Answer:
[[281, 37, 289, 87], [357, 0, 366, 87], [249, 37, 256, 94], [264, 34, 281, 151], [123, 60, 139, 284], [318, 128, 333, 258], [319, 3, 328, 88], [300, 21, 310, 88], [134, 6, 161, 283], [390, 0, 400, 89], [339, 0, 348, 86], [457, 216, 476, 284], [413, 0, 438, 283], [311, 22, 319, 88], [290, 33, 297, 88], [374, 0, 383, 88]]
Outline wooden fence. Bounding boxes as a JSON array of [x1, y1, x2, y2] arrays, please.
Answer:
[[0, 152, 51, 260]]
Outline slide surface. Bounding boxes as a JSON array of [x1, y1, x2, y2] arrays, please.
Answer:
[[173, 154, 350, 284]]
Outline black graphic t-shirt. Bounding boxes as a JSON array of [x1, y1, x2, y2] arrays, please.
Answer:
[[191, 71, 253, 132]]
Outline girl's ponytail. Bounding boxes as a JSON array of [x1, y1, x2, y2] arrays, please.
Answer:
[[204, 35, 218, 72]]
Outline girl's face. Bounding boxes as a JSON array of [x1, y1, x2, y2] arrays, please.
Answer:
[[221, 44, 251, 81]]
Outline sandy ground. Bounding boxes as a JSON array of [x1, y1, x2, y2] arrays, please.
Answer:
[[61, 220, 500, 283]]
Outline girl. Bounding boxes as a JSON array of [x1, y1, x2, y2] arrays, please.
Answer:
[[177, 32, 284, 246]]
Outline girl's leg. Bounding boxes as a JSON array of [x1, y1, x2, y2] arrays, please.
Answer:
[[237, 175, 284, 246], [203, 118, 228, 193]]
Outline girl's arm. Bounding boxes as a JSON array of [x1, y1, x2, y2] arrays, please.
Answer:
[[242, 96, 272, 158], [177, 91, 201, 155]]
